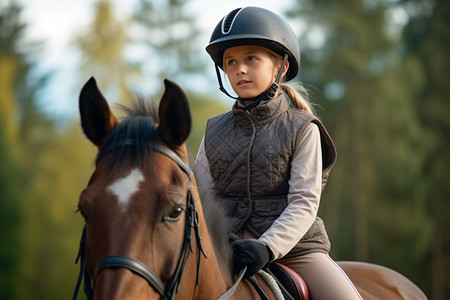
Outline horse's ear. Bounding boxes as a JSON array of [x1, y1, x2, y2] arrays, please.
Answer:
[[79, 77, 118, 146], [157, 79, 191, 148]]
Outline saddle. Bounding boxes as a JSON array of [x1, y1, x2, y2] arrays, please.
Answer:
[[266, 262, 309, 300]]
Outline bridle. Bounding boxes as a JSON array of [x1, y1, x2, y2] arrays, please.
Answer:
[[72, 142, 206, 300]]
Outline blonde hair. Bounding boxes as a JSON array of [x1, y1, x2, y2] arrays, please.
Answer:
[[263, 48, 316, 116], [280, 82, 315, 115]]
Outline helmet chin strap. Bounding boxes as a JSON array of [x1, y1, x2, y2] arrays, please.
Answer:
[[215, 54, 289, 111]]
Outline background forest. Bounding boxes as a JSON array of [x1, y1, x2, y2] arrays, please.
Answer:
[[0, 0, 448, 299]]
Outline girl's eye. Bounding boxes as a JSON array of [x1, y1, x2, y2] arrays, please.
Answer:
[[227, 59, 236, 66], [247, 56, 257, 62]]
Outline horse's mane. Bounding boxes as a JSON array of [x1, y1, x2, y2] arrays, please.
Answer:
[[96, 97, 159, 169], [193, 175, 233, 274]]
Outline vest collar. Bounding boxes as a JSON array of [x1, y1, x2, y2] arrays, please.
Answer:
[[232, 92, 289, 128]]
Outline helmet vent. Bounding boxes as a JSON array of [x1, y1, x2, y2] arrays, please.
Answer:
[[222, 8, 242, 34]]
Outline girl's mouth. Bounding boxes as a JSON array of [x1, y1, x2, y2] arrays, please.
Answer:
[[237, 80, 251, 86]]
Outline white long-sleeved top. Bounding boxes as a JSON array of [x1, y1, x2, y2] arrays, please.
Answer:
[[194, 122, 322, 260]]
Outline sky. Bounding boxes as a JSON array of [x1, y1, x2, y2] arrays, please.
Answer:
[[18, 0, 292, 121]]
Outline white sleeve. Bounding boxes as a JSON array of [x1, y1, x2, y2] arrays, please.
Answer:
[[259, 123, 323, 259], [193, 136, 215, 191]]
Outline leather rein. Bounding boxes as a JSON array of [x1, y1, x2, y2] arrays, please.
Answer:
[[72, 142, 206, 300]]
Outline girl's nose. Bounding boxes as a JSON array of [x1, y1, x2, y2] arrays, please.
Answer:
[[237, 63, 246, 75]]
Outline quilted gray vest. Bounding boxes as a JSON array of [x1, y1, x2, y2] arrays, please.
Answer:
[[204, 93, 337, 256]]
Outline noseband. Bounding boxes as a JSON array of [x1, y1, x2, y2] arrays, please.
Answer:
[[72, 143, 206, 300]]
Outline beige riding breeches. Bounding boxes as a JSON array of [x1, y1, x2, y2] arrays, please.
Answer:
[[277, 252, 362, 300]]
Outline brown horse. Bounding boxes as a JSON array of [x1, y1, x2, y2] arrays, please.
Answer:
[[73, 77, 427, 300]]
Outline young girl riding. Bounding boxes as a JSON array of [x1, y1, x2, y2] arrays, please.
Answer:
[[194, 6, 362, 299]]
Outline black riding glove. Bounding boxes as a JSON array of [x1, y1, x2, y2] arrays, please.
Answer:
[[230, 238, 272, 278]]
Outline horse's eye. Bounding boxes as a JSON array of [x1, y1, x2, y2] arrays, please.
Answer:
[[77, 205, 89, 223], [164, 206, 184, 223]]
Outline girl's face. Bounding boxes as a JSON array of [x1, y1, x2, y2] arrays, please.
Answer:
[[223, 45, 285, 99]]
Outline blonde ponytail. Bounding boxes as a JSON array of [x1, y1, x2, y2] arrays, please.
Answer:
[[280, 83, 315, 116], [264, 48, 316, 115]]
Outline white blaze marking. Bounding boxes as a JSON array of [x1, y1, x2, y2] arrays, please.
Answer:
[[107, 168, 145, 207]]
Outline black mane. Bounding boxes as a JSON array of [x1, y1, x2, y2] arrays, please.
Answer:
[[195, 178, 233, 273], [96, 97, 159, 169]]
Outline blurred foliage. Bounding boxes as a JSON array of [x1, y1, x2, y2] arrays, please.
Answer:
[[0, 0, 448, 299], [74, 0, 141, 103], [0, 119, 22, 299], [133, 0, 206, 82], [287, 0, 448, 297], [16, 125, 93, 299], [402, 0, 450, 297], [0, 1, 45, 298]]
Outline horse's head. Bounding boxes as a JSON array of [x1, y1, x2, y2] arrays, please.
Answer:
[[76, 77, 199, 299]]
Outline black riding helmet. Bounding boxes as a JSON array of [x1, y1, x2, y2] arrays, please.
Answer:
[[206, 6, 300, 82], [206, 7, 300, 106]]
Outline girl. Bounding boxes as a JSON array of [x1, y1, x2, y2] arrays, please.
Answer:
[[194, 6, 362, 299]]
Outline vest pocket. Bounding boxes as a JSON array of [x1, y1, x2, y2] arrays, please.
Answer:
[[253, 197, 287, 216], [248, 197, 287, 235]]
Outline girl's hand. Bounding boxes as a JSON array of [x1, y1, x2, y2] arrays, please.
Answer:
[[230, 238, 271, 277]]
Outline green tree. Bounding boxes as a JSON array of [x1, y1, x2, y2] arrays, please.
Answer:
[[133, 0, 205, 83], [17, 124, 94, 299], [401, 0, 450, 297], [0, 119, 22, 299], [287, 0, 430, 294], [74, 0, 140, 103], [0, 1, 32, 297]]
